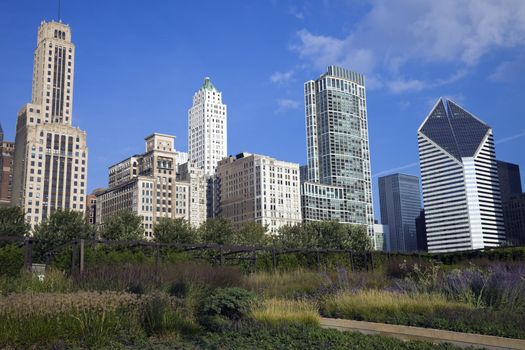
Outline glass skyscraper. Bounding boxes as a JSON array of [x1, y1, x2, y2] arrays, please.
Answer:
[[301, 66, 374, 236], [418, 98, 506, 252], [378, 173, 421, 252]]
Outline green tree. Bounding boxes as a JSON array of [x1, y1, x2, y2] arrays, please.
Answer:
[[346, 224, 373, 252], [100, 210, 144, 241], [32, 209, 95, 261], [33, 209, 94, 242], [154, 217, 196, 244], [234, 222, 269, 246], [198, 218, 235, 245], [0, 206, 29, 237], [277, 223, 315, 249], [277, 221, 372, 251]]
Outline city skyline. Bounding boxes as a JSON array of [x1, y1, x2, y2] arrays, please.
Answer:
[[1, 1, 525, 220]]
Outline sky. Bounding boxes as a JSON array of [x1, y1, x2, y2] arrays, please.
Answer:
[[1, 0, 524, 220]]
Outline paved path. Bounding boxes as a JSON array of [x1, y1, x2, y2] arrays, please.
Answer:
[[320, 317, 525, 350]]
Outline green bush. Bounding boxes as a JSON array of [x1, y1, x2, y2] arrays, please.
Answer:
[[197, 287, 256, 330], [0, 244, 24, 277], [141, 293, 198, 336]]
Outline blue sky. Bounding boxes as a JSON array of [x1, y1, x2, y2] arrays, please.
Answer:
[[1, 0, 524, 219]]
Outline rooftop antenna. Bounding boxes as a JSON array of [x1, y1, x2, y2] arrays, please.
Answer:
[[58, 0, 61, 22]]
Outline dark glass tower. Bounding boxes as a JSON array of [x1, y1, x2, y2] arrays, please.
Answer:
[[378, 173, 421, 252], [497, 160, 522, 202]]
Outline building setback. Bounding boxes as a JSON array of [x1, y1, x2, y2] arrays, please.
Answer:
[[418, 98, 506, 252], [0, 124, 14, 206], [301, 66, 374, 236], [215, 153, 302, 233], [11, 21, 88, 226], [378, 173, 421, 252], [96, 134, 206, 238]]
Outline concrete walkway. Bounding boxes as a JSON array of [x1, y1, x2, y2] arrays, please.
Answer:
[[320, 317, 525, 350]]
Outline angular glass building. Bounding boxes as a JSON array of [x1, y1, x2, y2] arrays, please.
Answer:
[[417, 98, 506, 252], [301, 66, 374, 236], [378, 173, 421, 252]]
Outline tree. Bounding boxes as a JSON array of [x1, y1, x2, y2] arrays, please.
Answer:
[[277, 223, 313, 249], [346, 224, 373, 252], [198, 218, 235, 245], [0, 207, 29, 237], [234, 222, 269, 246], [33, 209, 94, 242], [32, 209, 95, 260], [277, 221, 372, 251], [154, 217, 196, 244], [100, 210, 144, 241]]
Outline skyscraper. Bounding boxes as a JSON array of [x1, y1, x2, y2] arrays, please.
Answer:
[[188, 77, 227, 177], [11, 21, 88, 227], [378, 173, 421, 252], [0, 123, 15, 206], [418, 98, 506, 252], [496, 160, 524, 245], [496, 160, 522, 202], [301, 66, 374, 236]]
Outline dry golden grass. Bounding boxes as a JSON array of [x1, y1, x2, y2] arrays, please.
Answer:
[[251, 298, 319, 326]]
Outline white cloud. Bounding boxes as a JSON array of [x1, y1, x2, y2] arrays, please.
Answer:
[[276, 98, 300, 112], [270, 70, 294, 83], [289, 6, 305, 20], [387, 79, 426, 94], [291, 0, 525, 92]]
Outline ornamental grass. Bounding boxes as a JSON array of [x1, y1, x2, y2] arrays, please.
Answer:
[[251, 298, 319, 327]]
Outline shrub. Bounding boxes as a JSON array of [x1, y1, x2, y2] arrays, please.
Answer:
[[197, 287, 256, 330], [0, 244, 24, 277], [141, 293, 198, 336]]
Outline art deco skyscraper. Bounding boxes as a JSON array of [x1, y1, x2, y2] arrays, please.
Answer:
[[188, 77, 227, 177], [11, 21, 88, 227], [301, 66, 374, 236], [418, 98, 506, 252]]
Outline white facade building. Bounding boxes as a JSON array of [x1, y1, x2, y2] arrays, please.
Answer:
[[418, 98, 506, 252], [11, 21, 88, 227], [188, 77, 227, 177], [216, 153, 302, 233]]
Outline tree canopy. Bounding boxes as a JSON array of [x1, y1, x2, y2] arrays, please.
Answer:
[[154, 217, 196, 244], [100, 210, 144, 241], [0, 207, 29, 237], [33, 209, 94, 242], [198, 218, 236, 245], [277, 221, 372, 251]]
